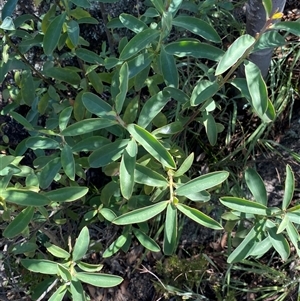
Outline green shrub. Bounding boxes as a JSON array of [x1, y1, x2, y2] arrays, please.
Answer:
[[0, 0, 300, 299]]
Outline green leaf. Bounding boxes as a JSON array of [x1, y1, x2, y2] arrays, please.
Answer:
[[277, 214, 289, 234], [61, 144, 75, 181], [163, 87, 189, 103], [203, 113, 217, 146], [219, 197, 268, 215], [39, 157, 61, 189], [113, 201, 168, 225], [72, 136, 110, 152], [57, 264, 72, 282], [72, 226, 90, 262], [120, 140, 137, 200], [61, 118, 117, 136], [1, 0, 18, 19], [43, 67, 81, 85], [21, 71, 35, 106], [165, 41, 224, 61], [26, 137, 60, 150], [177, 204, 222, 229], [127, 53, 153, 79], [75, 48, 103, 64], [253, 31, 286, 51], [59, 106, 73, 132], [45, 242, 71, 259], [77, 261, 103, 272], [123, 96, 139, 124], [286, 222, 300, 257], [227, 220, 266, 263], [127, 124, 176, 169], [115, 62, 129, 114], [0, 155, 15, 171], [134, 163, 168, 187], [100, 208, 117, 222], [1, 189, 51, 206], [119, 29, 160, 61], [10, 111, 34, 130], [150, 0, 164, 14], [119, 13, 148, 33], [103, 234, 127, 258], [89, 139, 129, 168], [82, 92, 113, 117], [248, 237, 272, 258], [262, 0, 272, 19], [271, 21, 300, 36], [75, 272, 123, 287], [3, 207, 34, 238], [168, 0, 183, 15], [176, 171, 229, 196], [267, 223, 290, 261], [21, 259, 58, 275], [282, 165, 294, 210], [0, 16, 15, 30], [190, 80, 219, 106], [70, 278, 85, 301], [164, 203, 177, 255], [152, 121, 183, 137], [160, 46, 178, 88], [172, 16, 220, 43], [67, 20, 80, 47], [215, 34, 255, 75], [245, 60, 268, 117], [133, 228, 160, 252], [43, 13, 67, 55], [245, 168, 268, 206], [44, 187, 88, 202], [138, 91, 170, 128], [48, 285, 67, 301]]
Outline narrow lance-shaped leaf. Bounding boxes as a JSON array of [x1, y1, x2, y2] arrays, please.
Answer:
[[59, 106, 73, 132], [3, 207, 34, 238], [1, 0, 18, 19], [120, 140, 137, 199], [165, 41, 224, 62], [119, 13, 148, 33], [215, 34, 255, 75], [245, 168, 267, 206], [39, 157, 61, 189], [43, 13, 67, 55], [43, 67, 81, 85], [267, 223, 290, 261], [72, 226, 90, 262], [67, 20, 79, 47], [133, 228, 160, 252], [21, 71, 35, 106], [115, 62, 129, 114], [160, 46, 178, 88], [271, 21, 300, 36], [44, 187, 89, 203], [89, 139, 129, 168], [127, 124, 176, 169], [103, 235, 127, 258], [134, 163, 168, 187], [119, 29, 160, 61], [138, 91, 170, 128], [61, 144, 75, 181], [227, 220, 266, 263], [61, 118, 117, 136], [177, 204, 222, 230], [172, 16, 221, 43], [113, 201, 168, 225], [220, 197, 268, 216], [176, 171, 229, 196], [75, 272, 123, 287], [245, 60, 268, 117], [82, 92, 113, 117], [2, 189, 51, 206], [164, 203, 177, 255], [282, 164, 294, 210], [21, 259, 58, 275]]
